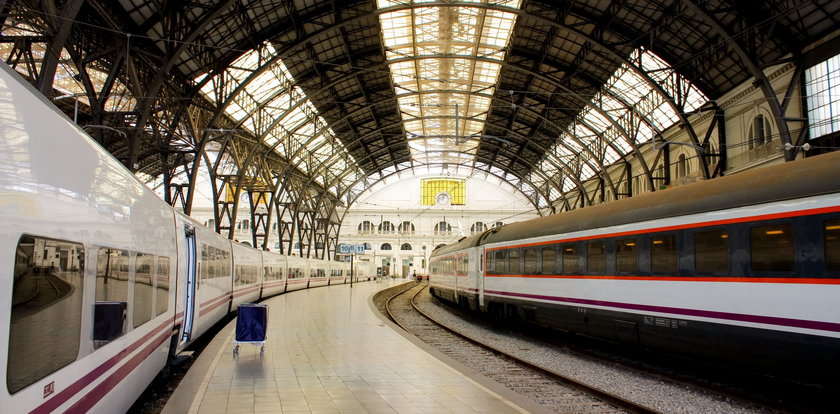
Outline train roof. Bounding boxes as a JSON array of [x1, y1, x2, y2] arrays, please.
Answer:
[[431, 231, 490, 257], [481, 150, 840, 246]]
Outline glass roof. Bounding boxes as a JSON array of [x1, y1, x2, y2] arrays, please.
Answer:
[[532, 47, 709, 197], [196, 42, 362, 195], [378, 0, 522, 165]]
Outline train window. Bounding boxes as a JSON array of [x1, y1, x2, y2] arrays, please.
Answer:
[[156, 257, 170, 316], [462, 256, 469, 276], [508, 249, 521, 275], [826, 220, 840, 271], [235, 265, 259, 285], [615, 239, 638, 273], [562, 244, 578, 274], [95, 248, 130, 348], [523, 248, 537, 274], [493, 250, 507, 274], [651, 234, 678, 274], [541, 246, 556, 274], [133, 253, 154, 328], [201, 244, 228, 280], [694, 230, 729, 274], [8, 235, 85, 394], [587, 242, 606, 274], [750, 224, 794, 272]]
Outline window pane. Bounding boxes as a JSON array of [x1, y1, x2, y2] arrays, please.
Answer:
[[695, 230, 729, 274], [750, 224, 795, 272], [508, 249, 521, 275], [562, 244, 578, 274], [524, 249, 537, 274], [96, 248, 130, 347], [156, 257, 170, 316], [826, 220, 840, 271], [8, 236, 84, 394], [651, 234, 678, 274], [615, 239, 638, 273], [541, 246, 556, 274], [494, 250, 506, 274], [133, 253, 154, 327], [587, 242, 605, 274]]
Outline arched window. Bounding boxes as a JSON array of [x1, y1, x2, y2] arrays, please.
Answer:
[[492, 221, 504, 229], [378, 221, 395, 234], [677, 154, 687, 178], [470, 222, 486, 234], [240, 219, 250, 230], [358, 220, 374, 234], [401, 243, 412, 251], [434, 221, 452, 236], [749, 114, 772, 149], [381, 243, 392, 251], [398, 221, 415, 234]]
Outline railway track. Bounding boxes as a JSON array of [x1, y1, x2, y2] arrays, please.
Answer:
[[385, 282, 661, 414]]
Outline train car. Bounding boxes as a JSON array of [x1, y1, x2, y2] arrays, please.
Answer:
[[0, 62, 181, 413], [431, 150, 840, 385], [230, 242, 263, 308], [329, 260, 347, 285], [260, 250, 287, 298], [285, 255, 310, 292], [0, 62, 373, 412], [308, 258, 330, 288], [190, 221, 235, 339], [428, 232, 486, 310], [352, 260, 376, 282]]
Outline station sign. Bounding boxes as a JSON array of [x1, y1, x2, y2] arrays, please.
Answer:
[[338, 243, 365, 254]]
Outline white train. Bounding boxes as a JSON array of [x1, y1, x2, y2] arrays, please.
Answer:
[[0, 62, 376, 413], [430, 146, 840, 386]]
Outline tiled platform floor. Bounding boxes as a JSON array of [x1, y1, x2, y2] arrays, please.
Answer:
[[163, 279, 546, 414]]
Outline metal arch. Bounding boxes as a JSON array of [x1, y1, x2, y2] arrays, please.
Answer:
[[372, 1, 713, 178], [124, 0, 241, 170], [35, 0, 86, 97], [180, 1, 694, 198], [195, 36, 661, 206], [259, 111, 568, 211], [680, 0, 797, 161]]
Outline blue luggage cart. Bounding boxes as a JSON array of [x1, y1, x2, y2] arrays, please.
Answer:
[[233, 303, 267, 356]]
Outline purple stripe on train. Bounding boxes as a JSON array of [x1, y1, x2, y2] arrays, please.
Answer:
[[485, 290, 840, 333]]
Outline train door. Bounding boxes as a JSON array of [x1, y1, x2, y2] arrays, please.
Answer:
[[181, 225, 197, 343], [478, 248, 485, 309]]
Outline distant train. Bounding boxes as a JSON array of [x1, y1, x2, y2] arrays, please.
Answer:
[[430, 147, 840, 385], [0, 63, 376, 413]]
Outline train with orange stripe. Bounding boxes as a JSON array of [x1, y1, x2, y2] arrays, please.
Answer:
[[430, 149, 840, 385], [0, 63, 375, 412]]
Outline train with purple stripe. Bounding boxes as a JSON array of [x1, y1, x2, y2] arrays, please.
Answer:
[[429, 147, 840, 385], [0, 63, 376, 413]]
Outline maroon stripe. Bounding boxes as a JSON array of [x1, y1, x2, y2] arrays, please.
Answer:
[[232, 286, 259, 298], [199, 298, 229, 316], [64, 330, 170, 412], [485, 290, 840, 333], [30, 319, 173, 414]]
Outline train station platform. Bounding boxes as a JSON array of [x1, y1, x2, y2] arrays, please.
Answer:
[[162, 279, 546, 414]]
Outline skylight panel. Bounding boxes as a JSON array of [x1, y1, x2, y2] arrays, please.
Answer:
[[195, 41, 362, 197], [532, 47, 709, 202], [379, 1, 522, 166]]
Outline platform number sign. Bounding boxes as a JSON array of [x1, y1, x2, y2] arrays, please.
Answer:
[[339, 244, 365, 254]]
